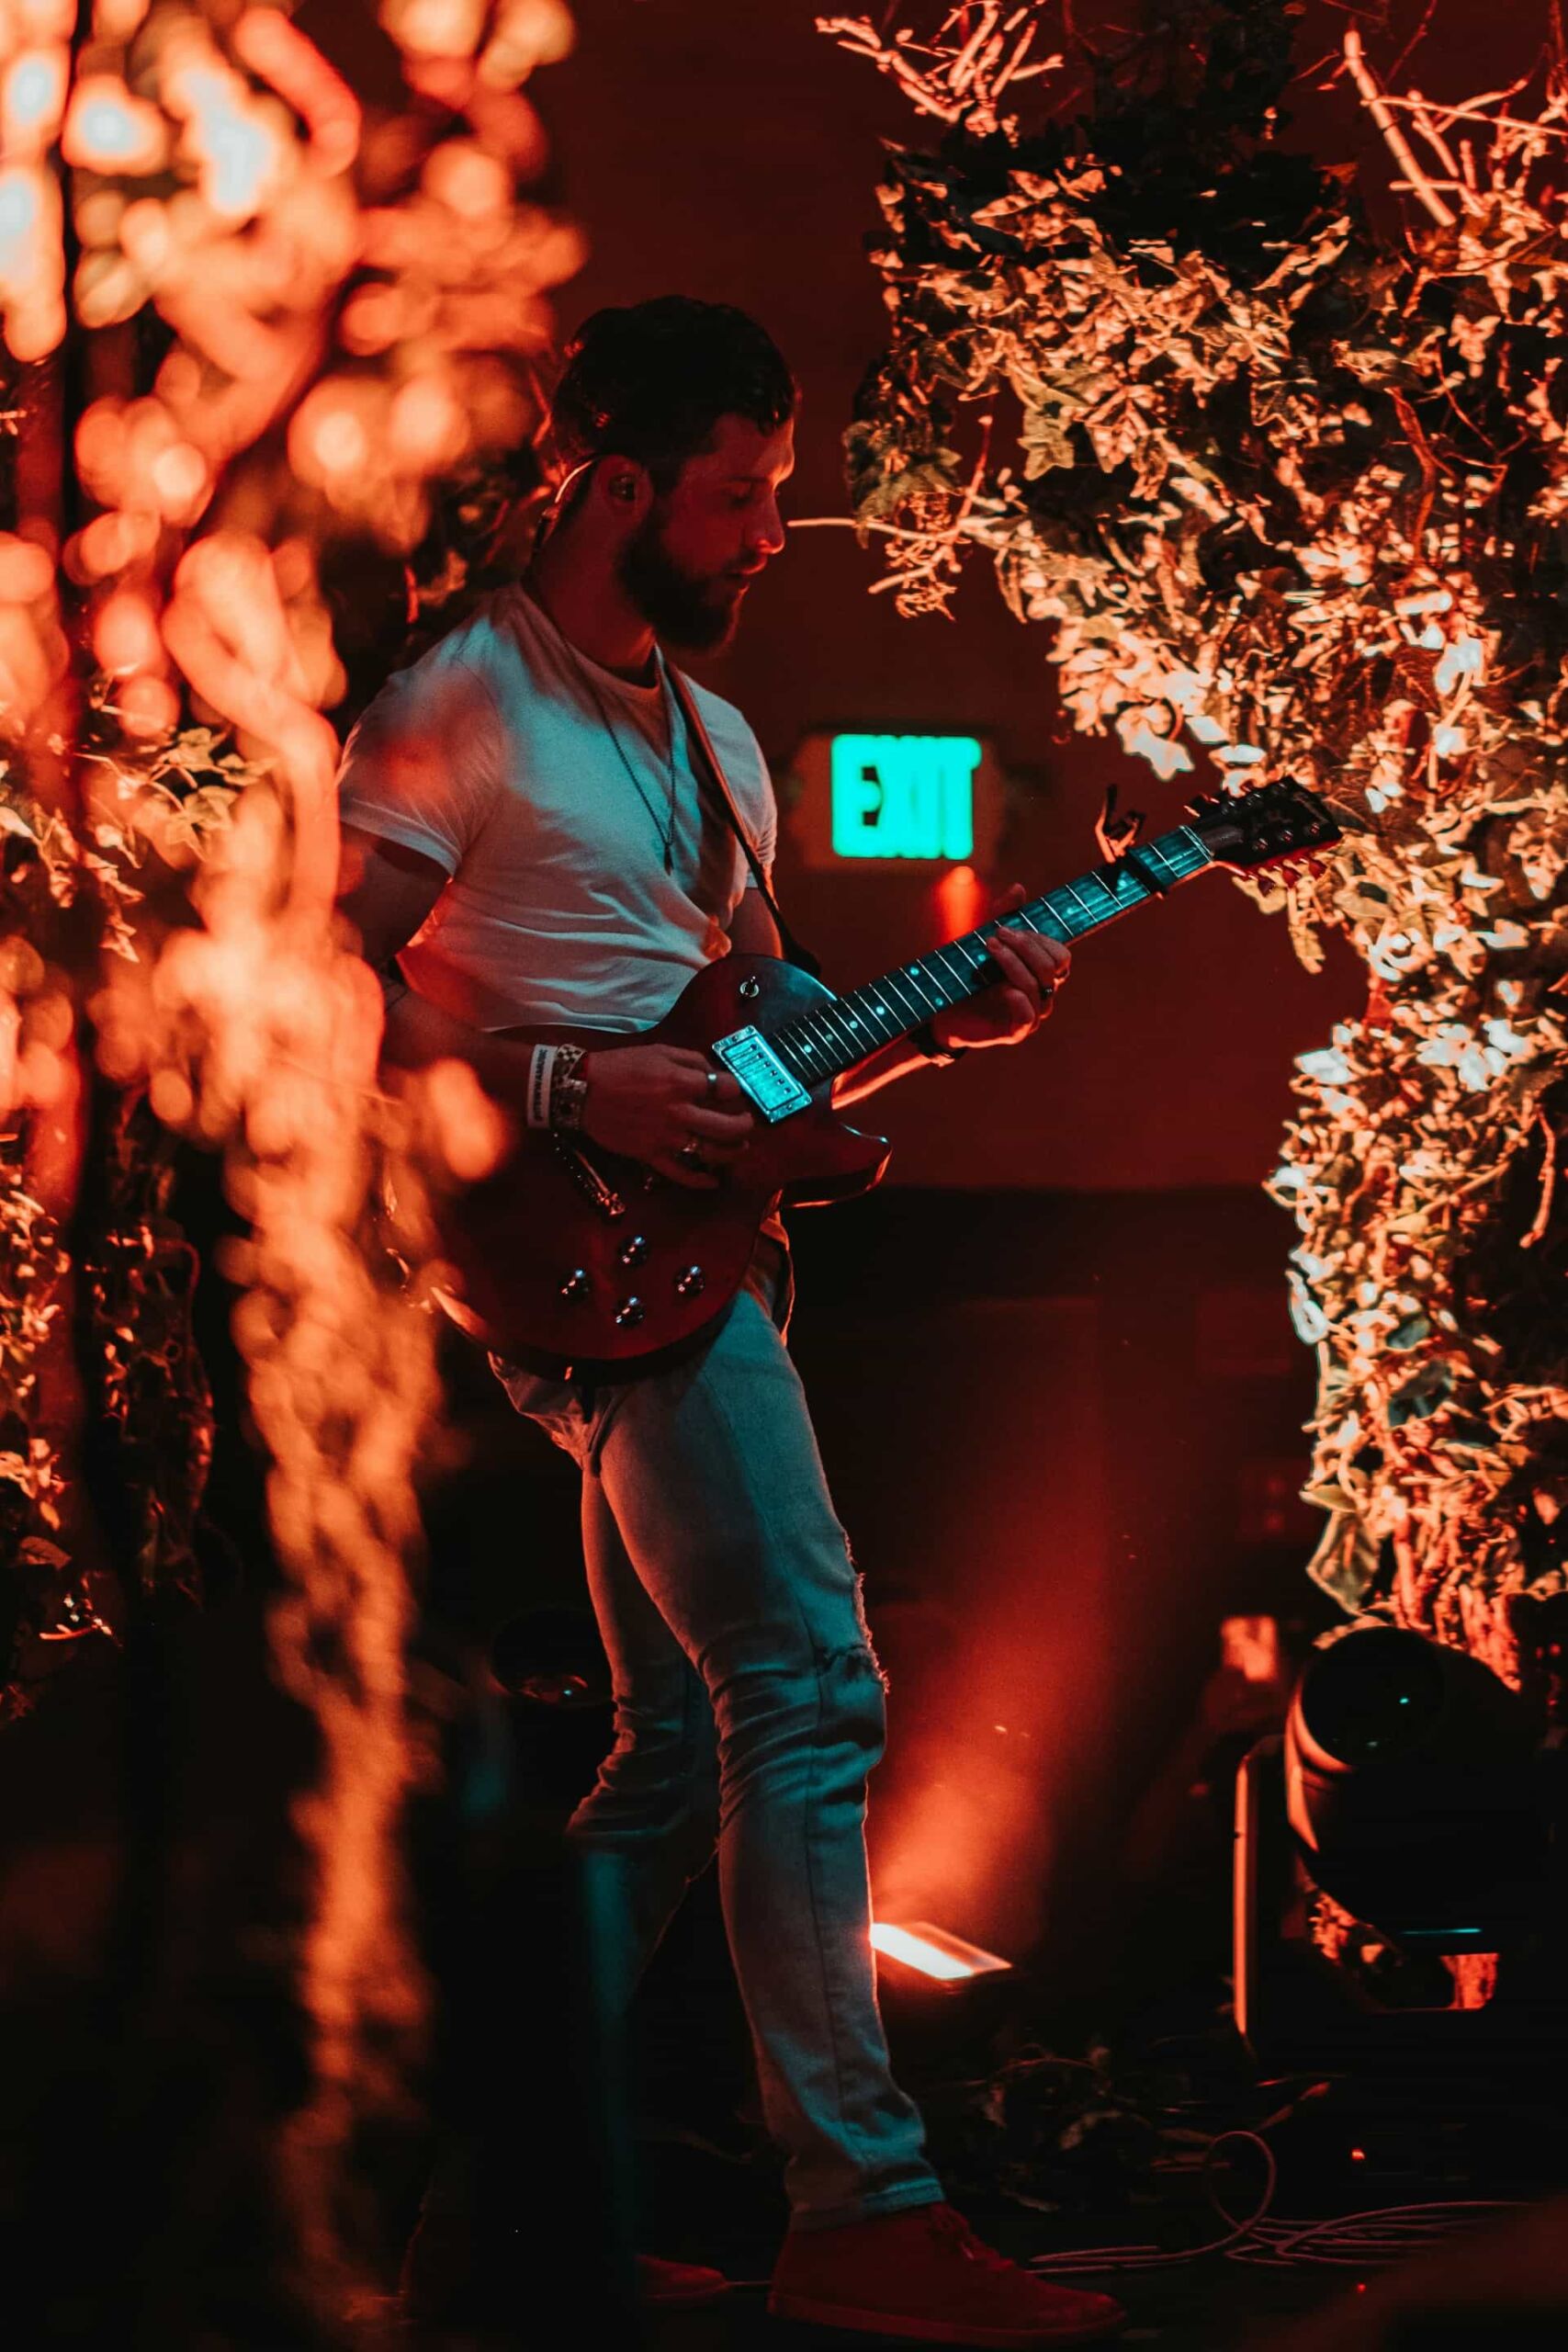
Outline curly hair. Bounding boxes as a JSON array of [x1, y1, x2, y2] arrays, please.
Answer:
[[550, 296, 796, 493]]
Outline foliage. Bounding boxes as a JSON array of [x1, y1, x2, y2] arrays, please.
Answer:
[[1, 0, 573, 1667], [826, 1, 1568, 1682], [0, 0, 578, 2314]]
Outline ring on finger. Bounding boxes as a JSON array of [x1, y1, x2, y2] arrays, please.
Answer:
[[705, 1068, 719, 1100], [679, 1139, 706, 1168]]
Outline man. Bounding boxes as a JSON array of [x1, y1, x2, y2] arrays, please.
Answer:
[[335, 297, 1122, 2346]]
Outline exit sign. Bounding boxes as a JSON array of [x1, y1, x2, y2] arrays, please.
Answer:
[[788, 730, 1005, 872], [831, 734, 980, 860]]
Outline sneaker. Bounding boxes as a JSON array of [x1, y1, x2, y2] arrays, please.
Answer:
[[769, 2202, 1125, 2347]]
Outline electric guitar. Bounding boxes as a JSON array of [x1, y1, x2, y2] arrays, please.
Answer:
[[436, 779, 1341, 1374]]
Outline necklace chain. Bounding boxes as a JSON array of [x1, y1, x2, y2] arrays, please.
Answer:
[[569, 644, 682, 876]]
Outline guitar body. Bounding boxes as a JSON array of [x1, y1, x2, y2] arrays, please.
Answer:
[[435, 954, 889, 1375], [429, 776, 1344, 1376]]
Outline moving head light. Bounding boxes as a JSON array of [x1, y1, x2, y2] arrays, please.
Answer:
[[1282, 1623, 1548, 1951]]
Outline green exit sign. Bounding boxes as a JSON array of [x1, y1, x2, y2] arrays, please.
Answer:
[[830, 734, 981, 861]]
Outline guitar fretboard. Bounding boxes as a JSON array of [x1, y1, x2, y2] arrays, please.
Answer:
[[769, 821, 1213, 1086]]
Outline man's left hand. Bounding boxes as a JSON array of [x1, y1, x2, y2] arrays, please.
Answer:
[[931, 884, 1071, 1053]]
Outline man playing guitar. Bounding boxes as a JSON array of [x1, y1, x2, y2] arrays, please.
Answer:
[[335, 297, 1122, 2346]]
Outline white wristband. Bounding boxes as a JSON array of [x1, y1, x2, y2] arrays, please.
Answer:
[[525, 1044, 558, 1129]]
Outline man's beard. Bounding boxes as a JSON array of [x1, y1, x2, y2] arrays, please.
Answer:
[[618, 510, 743, 653]]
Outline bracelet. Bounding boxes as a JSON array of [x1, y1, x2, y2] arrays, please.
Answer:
[[525, 1044, 558, 1129], [911, 1018, 965, 1068], [525, 1042, 591, 1130], [547, 1041, 589, 1133]]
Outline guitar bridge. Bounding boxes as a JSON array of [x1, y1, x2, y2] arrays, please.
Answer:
[[552, 1136, 626, 1220]]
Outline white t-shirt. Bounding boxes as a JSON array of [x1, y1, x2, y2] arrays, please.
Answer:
[[335, 582, 777, 1034]]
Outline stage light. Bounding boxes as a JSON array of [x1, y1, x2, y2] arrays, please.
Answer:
[[933, 861, 987, 943], [1282, 1623, 1548, 1949], [870, 1920, 1011, 1984]]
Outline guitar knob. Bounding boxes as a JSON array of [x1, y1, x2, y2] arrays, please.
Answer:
[[614, 1296, 645, 1329], [674, 1265, 705, 1299], [559, 1269, 591, 1302], [739, 975, 761, 1001], [617, 1234, 649, 1267]]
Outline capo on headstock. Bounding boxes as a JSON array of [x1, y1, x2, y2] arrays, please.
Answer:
[[1095, 782, 1145, 865], [1096, 783, 1175, 894]]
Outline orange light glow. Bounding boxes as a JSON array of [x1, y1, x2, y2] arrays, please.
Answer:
[[1221, 1614, 1284, 1686], [233, 8, 361, 179], [118, 672, 178, 741], [0, 532, 55, 605], [934, 861, 987, 943], [389, 375, 469, 469], [0, 531, 68, 737], [73, 508, 162, 582], [418, 1056, 507, 1182], [62, 74, 169, 174], [93, 0, 151, 35], [423, 136, 509, 218], [162, 44, 284, 226], [382, 0, 491, 61], [870, 1920, 1011, 1982], [480, 0, 576, 85], [93, 587, 164, 675], [3, 48, 68, 155], [149, 439, 209, 522], [0, 160, 65, 362]]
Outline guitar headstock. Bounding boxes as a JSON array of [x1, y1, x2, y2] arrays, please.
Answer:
[[1187, 778, 1343, 874]]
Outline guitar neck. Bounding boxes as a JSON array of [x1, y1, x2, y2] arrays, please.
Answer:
[[767, 820, 1216, 1085]]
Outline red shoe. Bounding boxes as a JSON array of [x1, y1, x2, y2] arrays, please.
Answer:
[[769, 2202, 1125, 2347], [637, 2253, 729, 2309]]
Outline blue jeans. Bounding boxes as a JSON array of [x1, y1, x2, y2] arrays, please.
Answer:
[[495, 1254, 940, 2228]]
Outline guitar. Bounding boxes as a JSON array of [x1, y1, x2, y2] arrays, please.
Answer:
[[436, 778, 1341, 1374]]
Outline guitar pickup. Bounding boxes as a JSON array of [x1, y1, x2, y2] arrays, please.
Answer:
[[711, 1027, 812, 1124]]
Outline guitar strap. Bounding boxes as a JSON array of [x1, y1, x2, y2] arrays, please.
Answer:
[[664, 661, 822, 981]]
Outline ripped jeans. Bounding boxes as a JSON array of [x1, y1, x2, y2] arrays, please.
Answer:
[[495, 1253, 940, 2229]]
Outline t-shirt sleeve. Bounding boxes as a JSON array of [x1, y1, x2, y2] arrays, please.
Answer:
[[336, 645, 503, 877]]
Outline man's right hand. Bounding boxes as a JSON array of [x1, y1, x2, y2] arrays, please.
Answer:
[[580, 1045, 756, 1189]]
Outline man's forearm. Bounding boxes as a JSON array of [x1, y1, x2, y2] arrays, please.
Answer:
[[379, 984, 536, 1096], [382, 980, 935, 1113]]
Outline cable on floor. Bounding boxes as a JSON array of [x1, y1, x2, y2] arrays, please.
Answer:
[[1026, 2129, 1520, 2277]]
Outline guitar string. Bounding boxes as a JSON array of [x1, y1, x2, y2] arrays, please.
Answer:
[[775, 827, 1213, 1081]]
